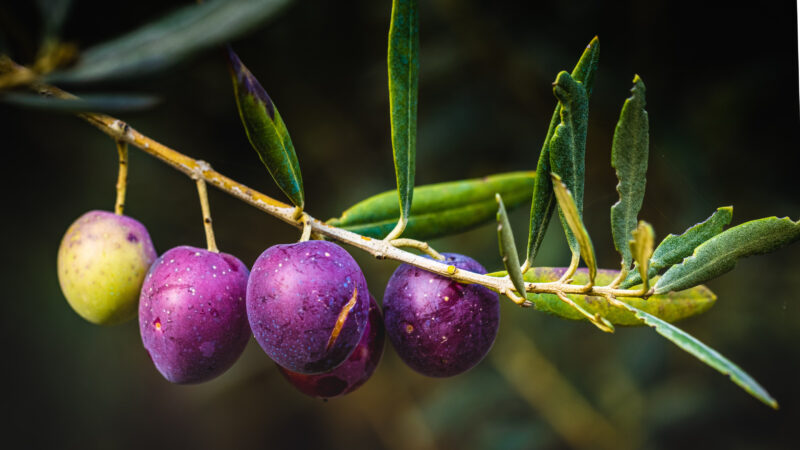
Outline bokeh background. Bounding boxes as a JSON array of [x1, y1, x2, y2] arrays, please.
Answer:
[[1, 1, 798, 448]]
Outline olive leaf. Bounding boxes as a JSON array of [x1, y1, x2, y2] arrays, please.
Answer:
[[526, 37, 599, 266], [629, 221, 655, 290], [613, 301, 777, 409], [549, 72, 589, 256], [487, 268, 716, 326], [328, 172, 535, 241], [37, 0, 72, 40], [228, 48, 304, 208], [621, 206, 733, 288], [496, 194, 526, 297], [0, 92, 158, 113], [655, 216, 800, 294], [551, 174, 596, 282], [47, 0, 290, 83], [610, 75, 649, 269], [385, 0, 419, 239]]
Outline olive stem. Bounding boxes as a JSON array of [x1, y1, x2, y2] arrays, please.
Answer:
[[558, 253, 581, 283], [556, 292, 614, 333], [390, 238, 444, 260], [608, 265, 628, 289], [383, 218, 407, 241], [21, 72, 663, 310], [299, 214, 312, 242], [194, 176, 219, 253], [114, 140, 128, 215]]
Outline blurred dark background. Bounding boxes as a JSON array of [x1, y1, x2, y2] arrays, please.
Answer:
[[1, 0, 798, 449]]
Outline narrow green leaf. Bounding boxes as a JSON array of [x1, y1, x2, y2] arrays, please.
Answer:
[[496, 194, 526, 297], [228, 48, 304, 208], [47, 0, 290, 83], [328, 172, 535, 241], [386, 0, 419, 237], [621, 206, 733, 288], [37, 0, 72, 39], [655, 216, 800, 294], [549, 72, 589, 255], [551, 174, 596, 281], [0, 92, 158, 113], [615, 302, 777, 409], [610, 76, 649, 268], [629, 221, 655, 291], [526, 37, 599, 265], [488, 268, 716, 326]]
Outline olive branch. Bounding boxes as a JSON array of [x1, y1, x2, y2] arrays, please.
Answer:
[[1, 0, 797, 409]]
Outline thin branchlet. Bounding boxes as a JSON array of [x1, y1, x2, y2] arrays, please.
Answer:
[[19, 71, 653, 308]]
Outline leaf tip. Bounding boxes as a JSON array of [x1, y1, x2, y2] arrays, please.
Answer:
[[227, 48, 275, 119]]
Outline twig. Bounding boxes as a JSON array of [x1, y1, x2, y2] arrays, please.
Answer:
[[16, 70, 657, 306]]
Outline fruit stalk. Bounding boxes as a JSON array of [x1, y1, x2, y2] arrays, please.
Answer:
[[194, 176, 218, 253], [30, 78, 656, 303], [114, 141, 128, 215]]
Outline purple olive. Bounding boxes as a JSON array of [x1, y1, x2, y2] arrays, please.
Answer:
[[383, 253, 500, 377], [278, 295, 385, 398], [247, 240, 370, 374], [139, 246, 251, 384]]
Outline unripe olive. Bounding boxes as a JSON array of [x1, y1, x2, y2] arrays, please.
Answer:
[[57, 210, 157, 325]]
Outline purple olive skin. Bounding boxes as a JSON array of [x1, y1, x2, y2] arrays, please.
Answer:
[[247, 241, 370, 374], [383, 253, 500, 377], [278, 295, 385, 398], [139, 246, 251, 384]]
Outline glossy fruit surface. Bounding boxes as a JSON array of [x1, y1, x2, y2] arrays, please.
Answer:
[[139, 246, 250, 384], [278, 295, 384, 398], [247, 240, 370, 374], [383, 253, 499, 377], [57, 210, 157, 325]]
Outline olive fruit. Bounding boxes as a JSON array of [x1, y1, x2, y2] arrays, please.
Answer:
[[139, 246, 250, 384], [278, 295, 385, 398], [57, 210, 157, 325], [383, 253, 499, 377], [247, 240, 370, 374]]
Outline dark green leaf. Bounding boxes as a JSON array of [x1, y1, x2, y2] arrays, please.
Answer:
[[551, 174, 596, 281], [328, 172, 535, 241], [386, 0, 419, 238], [47, 0, 290, 83], [1, 92, 158, 112], [496, 194, 526, 297], [610, 75, 649, 268], [629, 221, 654, 290], [621, 206, 733, 288], [614, 301, 777, 409], [37, 0, 72, 39], [228, 48, 303, 208], [655, 216, 800, 293], [489, 268, 717, 326], [549, 72, 589, 255], [526, 37, 599, 265]]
